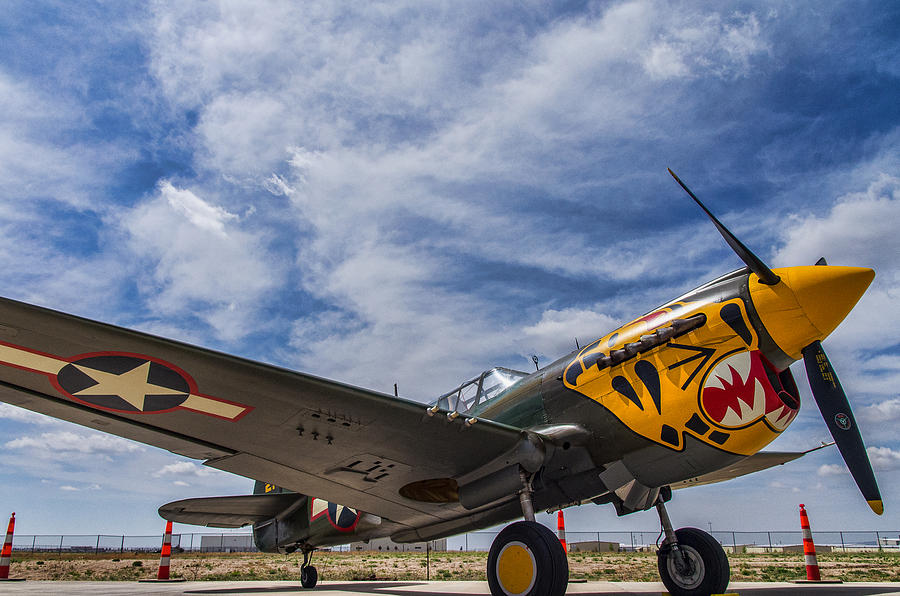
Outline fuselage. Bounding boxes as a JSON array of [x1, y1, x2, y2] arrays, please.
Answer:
[[466, 265, 871, 510], [254, 264, 874, 551]]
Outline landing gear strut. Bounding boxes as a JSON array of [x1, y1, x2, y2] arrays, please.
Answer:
[[655, 495, 729, 595], [300, 548, 318, 589], [486, 469, 568, 596]]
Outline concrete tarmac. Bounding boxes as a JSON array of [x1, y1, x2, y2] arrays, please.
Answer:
[[2, 581, 900, 595]]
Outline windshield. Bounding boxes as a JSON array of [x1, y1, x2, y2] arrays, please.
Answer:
[[431, 367, 529, 414]]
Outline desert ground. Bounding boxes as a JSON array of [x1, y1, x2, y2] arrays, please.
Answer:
[[6, 549, 900, 583]]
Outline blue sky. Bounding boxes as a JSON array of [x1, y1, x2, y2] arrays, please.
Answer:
[[0, 1, 898, 539]]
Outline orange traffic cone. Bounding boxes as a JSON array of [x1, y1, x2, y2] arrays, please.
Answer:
[[793, 504, 841, 584], [800, 504, 821, 580], [157, 520, 173, 580], [557, 510, 567, 553], [139, 520, 184, 583], [0, 512, 24, 581]]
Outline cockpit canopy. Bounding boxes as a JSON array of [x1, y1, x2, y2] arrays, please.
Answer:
[[431, 367, 529, 415]]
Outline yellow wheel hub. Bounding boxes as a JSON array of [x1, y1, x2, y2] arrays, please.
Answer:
[[496, 541, 537, 595]]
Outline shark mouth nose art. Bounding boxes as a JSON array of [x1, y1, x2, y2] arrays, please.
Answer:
[[701, 350, 799, 431]]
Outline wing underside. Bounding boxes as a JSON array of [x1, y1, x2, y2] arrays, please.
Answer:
[[0, 297, 527, 531], [669, 450, 806, 489]]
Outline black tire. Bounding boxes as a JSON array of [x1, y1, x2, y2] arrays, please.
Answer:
[[486, 521, 568, 596], [657, 527, 729, 596], [300, 565, 318, 589]]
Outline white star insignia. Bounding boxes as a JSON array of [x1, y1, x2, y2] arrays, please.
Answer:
[[73, 361, 185, 411], [333, 504, 356, 521]]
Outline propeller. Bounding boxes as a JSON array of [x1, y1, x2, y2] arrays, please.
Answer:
[[667, 168, 780, 285], [668, 169, 882, 514], [802, 341, 882, 514]]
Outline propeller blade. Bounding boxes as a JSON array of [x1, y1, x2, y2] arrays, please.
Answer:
[[802, 340, 883, 514], [815, 257, 828, 266], [668, 168, 781, 285]]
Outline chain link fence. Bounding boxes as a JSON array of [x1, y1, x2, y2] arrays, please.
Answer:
[[11, 533, 253, 554], [9, 530, 900, 554], [454, 531, 900, 553]]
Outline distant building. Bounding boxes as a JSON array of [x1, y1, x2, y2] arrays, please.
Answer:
[[568, 541, 620, 553], [782, 544, 833, 553], [199, 534, 257, 552], [349, 537, 446, 552]]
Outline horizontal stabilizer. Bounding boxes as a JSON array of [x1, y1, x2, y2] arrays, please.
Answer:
[[159, 493, 304, 528]]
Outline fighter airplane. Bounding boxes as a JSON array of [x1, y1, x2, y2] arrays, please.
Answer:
[[0, 170, 881, 595]]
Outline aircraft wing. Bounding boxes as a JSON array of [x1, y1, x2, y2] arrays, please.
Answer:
[[159, 493, 304, 528], [0, 297, 526, 530], [669, 451, 807, 489]]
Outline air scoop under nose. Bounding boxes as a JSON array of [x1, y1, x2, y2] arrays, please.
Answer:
[[749, 265, 874, 360]]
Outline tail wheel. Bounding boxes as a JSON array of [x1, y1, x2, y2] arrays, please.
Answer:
[[300, 565, 318, 589], [487, 521, 568, 596], [657, 527, 729, 596]]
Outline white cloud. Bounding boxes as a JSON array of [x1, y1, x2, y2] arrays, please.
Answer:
[[120, 182, 282, 341], [521, 308, 618, 358], [5, 431, 143, 457], [58, 483, 100, 492], [644, 43, 691, 79], [771, 172, 900, 394], [817, 464, 846, 477], [159, 180, 237, 236], [153, 461, 217, 478], [767, 480, 802, 494], [0, 70, 130, 210], [132, 1, 787, 397], [774, 174, 900, 273], [642, 12, 769, 80], [0, 0, 895, 535], [868, 446, 900, 472], [860, 398, 900, 424], [816, 448, 900, 477], [0, 404, 60, 426]]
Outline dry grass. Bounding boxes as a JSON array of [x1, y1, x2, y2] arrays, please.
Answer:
[[7, 550, 900, 582]]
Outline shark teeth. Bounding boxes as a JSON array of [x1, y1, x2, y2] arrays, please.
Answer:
[[718, 377, 767, 426], [766, 404, 796, 430], [705, 351, 751, 391], [702, 349, 800, 432]]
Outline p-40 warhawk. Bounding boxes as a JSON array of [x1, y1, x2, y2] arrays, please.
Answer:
[[0, 171, 881, 595]]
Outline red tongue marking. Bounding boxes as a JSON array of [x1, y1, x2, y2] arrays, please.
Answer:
[[703, 363, 758, 422], [702, 351, 788, 424]]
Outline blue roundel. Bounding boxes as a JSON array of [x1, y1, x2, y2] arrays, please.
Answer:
[[329, 502, 360, 529]]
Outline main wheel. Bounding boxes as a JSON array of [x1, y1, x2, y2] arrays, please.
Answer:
[[657, 527, 729, 596], [300, 565, 318, 589], [486, 521, 568, 596]]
